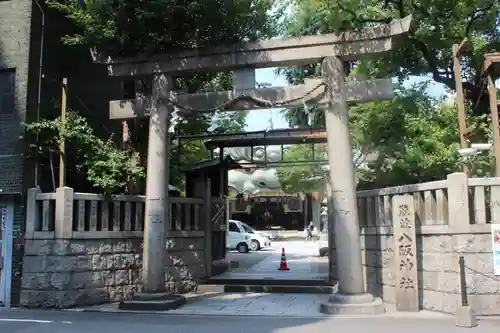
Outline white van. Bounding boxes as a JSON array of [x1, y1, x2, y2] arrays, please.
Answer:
[[227, 221, 252, 253], [229, 220, 272, 251]]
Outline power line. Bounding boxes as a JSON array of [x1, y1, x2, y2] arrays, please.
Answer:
[[39, 75, 115, 135], [73, 94, 114, 135]]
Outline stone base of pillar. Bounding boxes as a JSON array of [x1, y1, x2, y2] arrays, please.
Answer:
[[119, 292, 186, 311], [455, 306, 478, 328], [319, 293, 385, 315]]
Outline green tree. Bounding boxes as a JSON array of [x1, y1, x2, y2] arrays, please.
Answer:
[[43, 1, 280, 192], [277, 0, 497, 188], [169, 73, 249, 190], [352, 86, 492, 188], [46, 0, 277, 56], [278, 83, 492, 190], [277, 144, 327, 193], [25, 109, 145, 195], [280, 0, 499, 114]]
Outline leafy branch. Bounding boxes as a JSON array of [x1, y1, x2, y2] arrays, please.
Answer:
[[24, 109, 145, 195]]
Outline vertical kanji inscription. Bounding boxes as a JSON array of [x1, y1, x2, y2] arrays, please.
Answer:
[[392, 195, 419, 311]]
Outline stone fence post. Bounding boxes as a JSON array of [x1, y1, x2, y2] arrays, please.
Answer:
[[446, 172, 470, 229], [55, 187, 74, 239], [26, 188, 41, 234]]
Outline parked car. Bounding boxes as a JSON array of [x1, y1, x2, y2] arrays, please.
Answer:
[[227, 221, 252, 253], [229, 219, 272, 251]]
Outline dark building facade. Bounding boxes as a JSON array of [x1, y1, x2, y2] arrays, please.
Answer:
[[0, 0, 37, 307], [0, 0, 123, 306]]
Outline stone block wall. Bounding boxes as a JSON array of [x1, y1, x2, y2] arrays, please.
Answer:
[[20, 231, 207, 308], [21, 237, 143, 308], [358, 226, 499, 315], [418, 232, 498, 315], [165, 231, 206, 293], [337, 173, 500, 315], [361, 232, 395, 304]]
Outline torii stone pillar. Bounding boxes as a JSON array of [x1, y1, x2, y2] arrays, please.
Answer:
[[320, 57, 384, 314], [119, 73, 185, 310], [142, 73, 171, 293]]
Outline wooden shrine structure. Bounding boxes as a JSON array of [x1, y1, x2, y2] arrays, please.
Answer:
[[177, 127, 329, 168]]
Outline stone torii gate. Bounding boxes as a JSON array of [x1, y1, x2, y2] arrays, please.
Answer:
[[94, 15, 411, 313]]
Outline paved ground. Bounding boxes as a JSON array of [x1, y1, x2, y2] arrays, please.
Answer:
[[1, 309, 499, 333], [76, 292, 330, 317], [220, 240, 329, 280], [226, 248, 273, 272], [72, 241, 330, 316]]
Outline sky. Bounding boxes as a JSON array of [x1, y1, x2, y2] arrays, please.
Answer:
[[245, 68, 456, 131]]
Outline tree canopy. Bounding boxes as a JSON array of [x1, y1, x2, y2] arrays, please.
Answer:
[[275, 0, 497, 192], [46, 0, 278, 56], [277, 144, 327, 194], [38, 1, 280, 193], [280, 0, 499, 114], [278, 84, 493, 191]]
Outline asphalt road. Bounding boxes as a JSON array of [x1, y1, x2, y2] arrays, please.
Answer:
[[1, 309, 499, 333]]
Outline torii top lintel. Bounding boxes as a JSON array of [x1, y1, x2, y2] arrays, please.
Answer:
[[93, 16, 412, 77]]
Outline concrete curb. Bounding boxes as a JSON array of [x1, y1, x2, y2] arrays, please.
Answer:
[[119, 294, 186, 311], [207, 278, 329, 286], [63, 307, 328, 318], [5, 306, 486, 321], [224, 284, 335, 294], [59, 307, 460, 320]]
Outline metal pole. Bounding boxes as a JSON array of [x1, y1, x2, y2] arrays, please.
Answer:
[[33, 0, 45, 187], [452, 41, 470, 175], [58, 78, 67, 188], [459, 256, 468, 306], [487, 73, 500, 176]]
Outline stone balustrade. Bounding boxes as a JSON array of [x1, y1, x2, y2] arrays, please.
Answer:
[[21, 187, 209, 308], [26, 188, 204, 237], [330, 172, 500, 315], [357, 179, 449, 227], [20, 174, 500, 314]]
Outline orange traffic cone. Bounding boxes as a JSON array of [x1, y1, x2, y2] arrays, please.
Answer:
[[278, 247, 290, 271]]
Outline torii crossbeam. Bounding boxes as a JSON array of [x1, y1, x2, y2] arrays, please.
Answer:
[[93, 15, 411, 75], [109, 79, 393, 119], [95, 15, 412, 314]]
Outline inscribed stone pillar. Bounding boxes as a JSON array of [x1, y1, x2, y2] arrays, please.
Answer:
[[55, 187, 74, 239], [142, 73, 173, 293], [392, 195, 419, 311], [322, 56, 365, 295]]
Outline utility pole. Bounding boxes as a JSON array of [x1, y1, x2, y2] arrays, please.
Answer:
[[452, 39, 470, 175], [59, 78, 67, 187], [484, 53, 500, 176]]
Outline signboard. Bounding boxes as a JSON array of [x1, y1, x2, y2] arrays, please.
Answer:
[[492, 224, 500, 276]]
